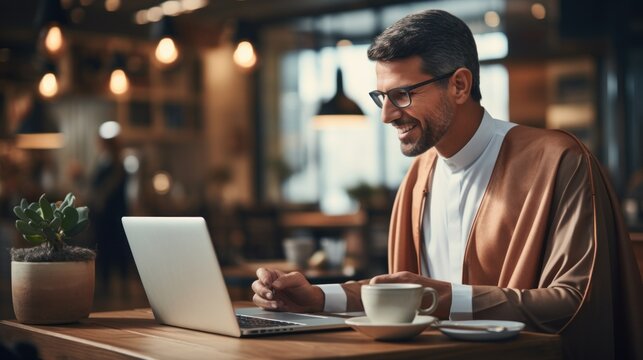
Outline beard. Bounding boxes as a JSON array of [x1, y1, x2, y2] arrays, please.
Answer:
[[399, 93, 453, 157]]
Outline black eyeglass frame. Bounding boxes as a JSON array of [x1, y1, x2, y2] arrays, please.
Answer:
[[368, 70, 456, 109]]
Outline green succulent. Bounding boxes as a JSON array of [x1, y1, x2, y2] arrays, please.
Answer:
[[13, 193, 89, 252]]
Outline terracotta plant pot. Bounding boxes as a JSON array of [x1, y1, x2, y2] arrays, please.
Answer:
[[11, 260, 95, 324]]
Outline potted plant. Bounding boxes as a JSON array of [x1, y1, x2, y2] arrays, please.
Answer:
[[11, 193, 96, 324]]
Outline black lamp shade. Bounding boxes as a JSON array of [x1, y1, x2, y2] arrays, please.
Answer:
[[313, 69, 366, 128], [15, 99, 64, 149], [317, 69, 364, 116]]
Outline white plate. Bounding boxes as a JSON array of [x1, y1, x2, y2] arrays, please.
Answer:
[[345, 315, 437, 341], [437, 320, 525, 341]]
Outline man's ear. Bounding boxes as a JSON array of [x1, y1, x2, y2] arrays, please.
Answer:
[[450, 68, 473, 104]]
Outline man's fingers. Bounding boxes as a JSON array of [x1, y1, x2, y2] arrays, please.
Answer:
[[369, 271, 418, 284], [251, 280, 274, 300], [272, 271, 307, 290], [256, 267, 277, 286], [369, 274, 390, 284], [256, 268, 287, 286], [252, 294, 280, 310]]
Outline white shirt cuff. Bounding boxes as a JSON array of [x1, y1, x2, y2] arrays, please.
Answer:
[[317, 284, 347, 312], [449, 283, 473, 320]]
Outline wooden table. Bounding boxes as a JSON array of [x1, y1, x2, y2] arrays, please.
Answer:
[[280, 211, 366, 229], [0, 307, 563, 360]]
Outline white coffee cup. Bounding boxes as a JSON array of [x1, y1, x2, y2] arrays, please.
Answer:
[[361, 283, 438, 324]]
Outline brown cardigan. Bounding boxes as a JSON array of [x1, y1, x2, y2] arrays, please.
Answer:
[[340, 126, 642, 360]]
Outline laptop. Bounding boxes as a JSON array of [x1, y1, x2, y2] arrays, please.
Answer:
[[121, 216, 349, 337]]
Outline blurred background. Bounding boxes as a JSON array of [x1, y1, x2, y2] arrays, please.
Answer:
[[0, 0, 642, 318]]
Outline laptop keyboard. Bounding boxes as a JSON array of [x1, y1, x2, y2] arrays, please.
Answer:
[[236, 315, 302, 329]]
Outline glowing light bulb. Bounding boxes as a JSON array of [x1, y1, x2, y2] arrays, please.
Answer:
[[531, 3, 546, 20], [155, 37, 178, 64], [109, 68, 129, 95], [233, 41, 257, 69], [44, 25, 63, 54], [105, 0, 121, 11], [153, 172, 172, 194], [39, 73, 59, 98], [123, 154, 140, 174], [99, 121, 121, 139], [484, 11, 501, 28]]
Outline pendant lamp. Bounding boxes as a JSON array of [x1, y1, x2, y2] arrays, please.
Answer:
[[312, 68, 366, 129], [35, 0, 68, 56], [15, 98, 64, 149], [151, 16, 179, 65], [233, 20, 258, 70], [109, 53, 129, 95]]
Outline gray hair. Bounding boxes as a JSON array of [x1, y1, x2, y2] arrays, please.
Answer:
[[367, 9, 482, 101]]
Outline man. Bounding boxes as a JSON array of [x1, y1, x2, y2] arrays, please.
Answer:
[[252, 10, 642, 360]]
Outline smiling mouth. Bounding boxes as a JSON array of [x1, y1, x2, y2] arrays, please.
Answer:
[[395, 123, 417, 135]]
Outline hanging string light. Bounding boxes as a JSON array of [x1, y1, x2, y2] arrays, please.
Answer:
[[233, 41, 256, 69], [155, 37, 179, 64], [38, 61, 59, 98], [35, 0, 68, 56], [151, 16, 179, 65], [109, 53, 130, 95], [38, 72, 59, 98], [109, 69, 129, 95], [233, 20, 258, 71], [43, 25, 64, 54]]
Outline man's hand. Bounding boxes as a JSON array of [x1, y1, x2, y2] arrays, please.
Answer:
[[252, 268, 324, 313], [370, 271, 453, 319]]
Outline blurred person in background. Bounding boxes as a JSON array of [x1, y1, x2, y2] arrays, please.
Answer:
[[89, 135, 130, 294]]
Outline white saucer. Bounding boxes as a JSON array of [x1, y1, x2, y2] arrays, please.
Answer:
[[345, 316, 437, 341], [437, 320, 525, 341]]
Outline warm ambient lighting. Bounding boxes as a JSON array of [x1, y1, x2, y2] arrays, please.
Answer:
[[182, 0, 208, 11], [109, 69, 129, 95], [474, 32, 508, 61], [484, 11, 501, 28], [133, 0, 208, 24], [161, 0, 182, 16], [44, 25, 63, 54], [312, 115, 368, 129], [99, 121, 121, 139], [123, 154, 140, 174], [155, 37, 179, 64], [153, 172, 172, 194], [39, 73, 59, 98], [16, 133, 65, 149], [105, 0, 120, 11], [233, 41, 257, 69], [531, 3, 546, 20], [147, 6, 164, 22]]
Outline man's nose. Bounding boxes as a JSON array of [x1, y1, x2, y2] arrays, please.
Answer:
[[380, 97, 401, 124]]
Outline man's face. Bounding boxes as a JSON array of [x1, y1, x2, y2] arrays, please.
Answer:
[[374, 56, 454, 157]]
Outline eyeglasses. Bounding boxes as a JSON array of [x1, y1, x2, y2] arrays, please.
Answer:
[[369, 70, 456, 109]]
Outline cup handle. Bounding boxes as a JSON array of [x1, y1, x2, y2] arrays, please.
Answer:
[[418, 287, 439, 315]]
